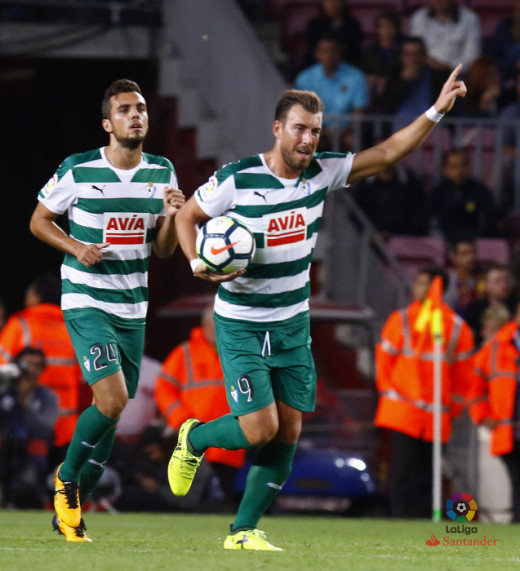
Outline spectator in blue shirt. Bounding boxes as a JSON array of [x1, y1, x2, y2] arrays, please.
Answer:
[[0, 347, 58, 508], [295, 34, 368, 151]]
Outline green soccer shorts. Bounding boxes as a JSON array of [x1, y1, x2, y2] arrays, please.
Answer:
[[65, 313, 144, 398], [214, 312, 317, 416]]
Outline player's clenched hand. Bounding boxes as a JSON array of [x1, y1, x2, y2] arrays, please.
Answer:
[[75, 242, 109, 267], [433, 63, 467, 114], [193, 263, 246, 282], [163, 187, 185, 218]]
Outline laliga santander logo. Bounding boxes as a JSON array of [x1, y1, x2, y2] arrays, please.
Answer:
[[446, 492, 478, 522]]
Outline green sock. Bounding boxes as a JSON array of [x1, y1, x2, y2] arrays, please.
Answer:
[[59, 405, 118, 482], [232, 440, 297, 531], [79, 426, 117, 505], [188, 414, 250, 454]]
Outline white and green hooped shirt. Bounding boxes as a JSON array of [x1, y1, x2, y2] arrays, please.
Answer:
[[195, 152, 354, 324], [38, 147, 177, 327]]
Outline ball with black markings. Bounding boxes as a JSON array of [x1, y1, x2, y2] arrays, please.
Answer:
[[196, 216, 256, 273]]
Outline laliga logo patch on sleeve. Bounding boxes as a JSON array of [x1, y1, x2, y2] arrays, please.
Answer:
[[41, 173, 58, 197], [197, 175, 219, 201]]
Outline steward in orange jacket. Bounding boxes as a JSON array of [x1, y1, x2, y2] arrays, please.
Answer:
[[155, 323, 245, 471], [469, 320, 520, 456], [468, 315, 520, 522], [375, 300, 475, 443], [0, 275, 81, 450], [374, 268, 475, 518]]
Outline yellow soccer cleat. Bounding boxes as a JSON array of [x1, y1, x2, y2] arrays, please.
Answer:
[[53, 463, 81, 528], [223, 529, 283, 551], [167, 418, 203, 496], [52, 515, 92, 543]]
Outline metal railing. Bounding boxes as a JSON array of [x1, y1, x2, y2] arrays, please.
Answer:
[[325, 113, 520, 209]]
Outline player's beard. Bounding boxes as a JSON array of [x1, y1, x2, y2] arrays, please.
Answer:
[[118, 134, 145, 150], [280, 145, 313, 172]]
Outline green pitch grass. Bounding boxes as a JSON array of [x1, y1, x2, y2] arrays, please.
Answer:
[[0, 511, 519, 571]]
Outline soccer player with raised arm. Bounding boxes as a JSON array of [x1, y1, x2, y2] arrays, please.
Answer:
[[30, 79, 185, 541], [170, 66, 467, 551]]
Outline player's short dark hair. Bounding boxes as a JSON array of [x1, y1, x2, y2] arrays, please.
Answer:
[[274, 89, 325, 123], [31, 272, 61, 305], [418, 266, 449, 292], [102, 79, 142, 119]]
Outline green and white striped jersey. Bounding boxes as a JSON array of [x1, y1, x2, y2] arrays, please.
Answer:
[[38, 147, 177, 327], [195, 152, 353, 324]]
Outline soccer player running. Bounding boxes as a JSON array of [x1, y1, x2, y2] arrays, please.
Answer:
[[171, 66, 467, 551], [30, 79, 185, 541]]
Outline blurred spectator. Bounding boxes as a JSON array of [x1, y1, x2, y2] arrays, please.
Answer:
[[352, 162, 427, 239], [304, 0, 363, 68], [0, 273, 82, 466], [463, 263, 518, 346], [452, 56, 502, 118], [497, 70, 520, 211], [409, 0, 481, 72], [155, 306, 245, 507], [374, 37, 445, 132], [375, 267, 475, 518], [116, 351, 161, 440], [428, 149, 499, 242], [361, 11, 402, 102], [0, 347, 58, 508], [114, 425, 213, 513], [490, 0, 520, 86], [295, 34, 368, 151], [468, 304, 520, 522], [479, 304, 511, 346], [111, 351, 162, 486], [444, 236, 485, 315]]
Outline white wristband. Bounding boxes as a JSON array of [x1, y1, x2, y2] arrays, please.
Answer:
[[425, 106, 445, 123], [190, 258, 201, 273]]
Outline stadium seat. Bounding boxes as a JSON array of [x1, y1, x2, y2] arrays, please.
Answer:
[[387, 236, 446, 280], [476, 238, 510, 264]]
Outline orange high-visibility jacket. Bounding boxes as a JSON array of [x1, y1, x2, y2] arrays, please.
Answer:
[[0, 304, 81, 446], [469, 321, 519, 456], [375, 301, 475, 443], [155, 327, 245, 468]]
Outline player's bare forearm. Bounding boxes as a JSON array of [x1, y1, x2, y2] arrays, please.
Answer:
[[30, 202, 108, 267], [30, 204, 83, 257], [175, 197, 244, 282], [348, 64, 467, 183], [175, 196, 208, 263], [153, 215, 178, 258], [153, 186, 185, 258]]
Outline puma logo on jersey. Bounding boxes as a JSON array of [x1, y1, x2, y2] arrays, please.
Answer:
[[263, 207, 307, 248], [254, 191, 267, 202], [103, 212, 148, 249], [92, 184, 105, 194]]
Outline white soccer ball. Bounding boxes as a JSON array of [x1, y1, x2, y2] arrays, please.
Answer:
[[196, 216, 256, 273]]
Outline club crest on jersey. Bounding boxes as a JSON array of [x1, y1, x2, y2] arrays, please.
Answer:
[[83, 357, 91, 373], [146, 182, 157, 200], [263, 207, 307, 248], [103, 212, 148, 249]]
